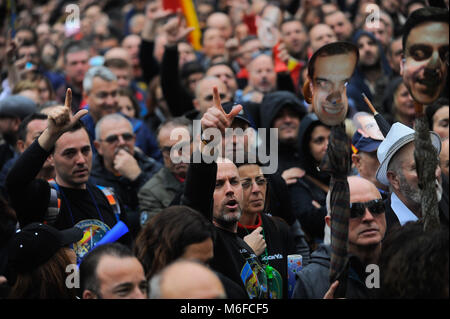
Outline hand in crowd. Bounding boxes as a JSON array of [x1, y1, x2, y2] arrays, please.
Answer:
[[163, 12, 195, 46], [281, 167, 305, 185], [243, 226, 267, 256], [38, 89, 88, 151], [277, 42, 291, 65], [113, 148, 142, 181], [200, 87, 243, 135], [323, 280, 340, 299]]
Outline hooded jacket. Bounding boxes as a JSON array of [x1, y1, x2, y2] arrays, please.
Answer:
[[292, 244, 374, 299], [347, 30, 392, 114], [259, 91, 307, 174], [289, 113, 330, 242]]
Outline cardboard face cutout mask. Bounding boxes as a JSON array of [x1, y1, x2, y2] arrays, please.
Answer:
[[352, 112, 384, 141], [402, 21, 449, 105], [306, 52, 357, 126]]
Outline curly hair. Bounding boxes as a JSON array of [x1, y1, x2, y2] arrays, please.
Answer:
[[133, 205, 216, 279]]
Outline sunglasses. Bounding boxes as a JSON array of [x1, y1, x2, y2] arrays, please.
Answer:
[[101, 132, 134, 144], [241, 176, 267, 189], [350, 199, 385, 219]]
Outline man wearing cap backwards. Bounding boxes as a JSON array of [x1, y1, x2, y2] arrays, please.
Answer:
[[376, 122, 447, 233], [6, 90, 128, 261]]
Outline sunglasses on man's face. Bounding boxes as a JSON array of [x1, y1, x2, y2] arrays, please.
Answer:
[[350, 199, 385, 219], [101, 132, 134, 144]]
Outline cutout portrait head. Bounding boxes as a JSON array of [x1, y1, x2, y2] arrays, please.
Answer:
[[304, 42, 359, 126], [401, 7, 449, 105]]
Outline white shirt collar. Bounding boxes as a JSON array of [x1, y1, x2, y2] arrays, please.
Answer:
[[391, 192, 419, 226]]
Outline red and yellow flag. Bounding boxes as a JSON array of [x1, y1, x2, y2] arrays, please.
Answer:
[[163, 0, 202, 50]]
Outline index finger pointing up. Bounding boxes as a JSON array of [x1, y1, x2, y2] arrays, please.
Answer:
[[212, 86, 226, 115], [64, 88, 72, 110]]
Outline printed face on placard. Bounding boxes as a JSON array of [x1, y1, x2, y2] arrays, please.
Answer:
[[310, 52, 357, 125], [401, 22, 449, 105]]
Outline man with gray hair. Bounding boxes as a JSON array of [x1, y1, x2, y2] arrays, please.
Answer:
[[91, 113, 162, 237], [80, 66, 161, 161], [376, 122, 446, 233]]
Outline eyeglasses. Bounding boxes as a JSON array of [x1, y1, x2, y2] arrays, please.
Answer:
[[350, 199, 385, 219], [204, 93, 226, 102], [241, 176, 267, 189], [100, 132, 134, 144]]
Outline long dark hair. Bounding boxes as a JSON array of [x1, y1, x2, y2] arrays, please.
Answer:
[[134, 206, 216, 279], [8, 248, 77, 299]]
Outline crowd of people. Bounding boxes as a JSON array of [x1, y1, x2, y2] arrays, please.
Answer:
[[0, 0, 448, 300]]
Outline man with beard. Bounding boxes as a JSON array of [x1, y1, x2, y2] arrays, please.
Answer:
[[376, 122, 447, 233], [347, 30, 392, 113], [91, 113, 162, 237], [138, 117, 192, 224], [180, 88, 270, 299], [400, 7, 449, 106]]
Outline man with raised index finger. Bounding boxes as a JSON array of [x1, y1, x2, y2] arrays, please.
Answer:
[[6, 89, 131, 262]]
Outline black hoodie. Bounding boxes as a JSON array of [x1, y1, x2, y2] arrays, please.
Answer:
[[288, 113, 331, 242], [258, 91, 307, 174]]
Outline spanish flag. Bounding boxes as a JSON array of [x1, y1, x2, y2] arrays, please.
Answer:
[[163, 0, 202, 50]]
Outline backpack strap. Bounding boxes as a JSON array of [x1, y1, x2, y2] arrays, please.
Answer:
[[46, 179, 61, 225], [96, 185, 121, 221]]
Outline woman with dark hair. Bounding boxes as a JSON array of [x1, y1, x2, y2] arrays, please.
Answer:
[[134, 205, 216, 279], [117, 87, 141, 119], [235, 157, 306, 299], [6, 223, 82, 299], [382, 76, 415, 128], [426, 97, 449, 140], [289, 113, 331, 249]]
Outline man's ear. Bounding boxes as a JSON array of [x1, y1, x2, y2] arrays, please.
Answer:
[[303, 78, 313, 104], [193, 98, 200, 111], [386, 171, 399, 191], [352, 153, 361, 169], [82, 290, 98, 299], [16, 140, 25, 153], [93, 140, 102, 155]]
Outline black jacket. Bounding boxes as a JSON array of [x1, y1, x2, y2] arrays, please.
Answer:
[[90, 150, 162, 212], [180, 153, 269, 299], [289, 114, 330, 242], [293, 244, 375, 299]]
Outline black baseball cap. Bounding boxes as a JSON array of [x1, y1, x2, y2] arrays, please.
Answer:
[[222, 101, 251, 127], [7, 223, 83, 273]]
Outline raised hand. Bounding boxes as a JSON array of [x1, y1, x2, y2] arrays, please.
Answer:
[[39, 89, 88, 151], [163, 11, 195, 46], [200, 86, 243, 135]]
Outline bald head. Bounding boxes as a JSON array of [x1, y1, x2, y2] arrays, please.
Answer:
[[104, 47, 131, 64], [151, 260, 226, 299], [206, 12, 233, 39], [348, 175, 381, 203], [309, 24, 337, 53]]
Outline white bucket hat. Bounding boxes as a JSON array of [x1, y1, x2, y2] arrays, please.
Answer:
[[376, 122, 441, 186]]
